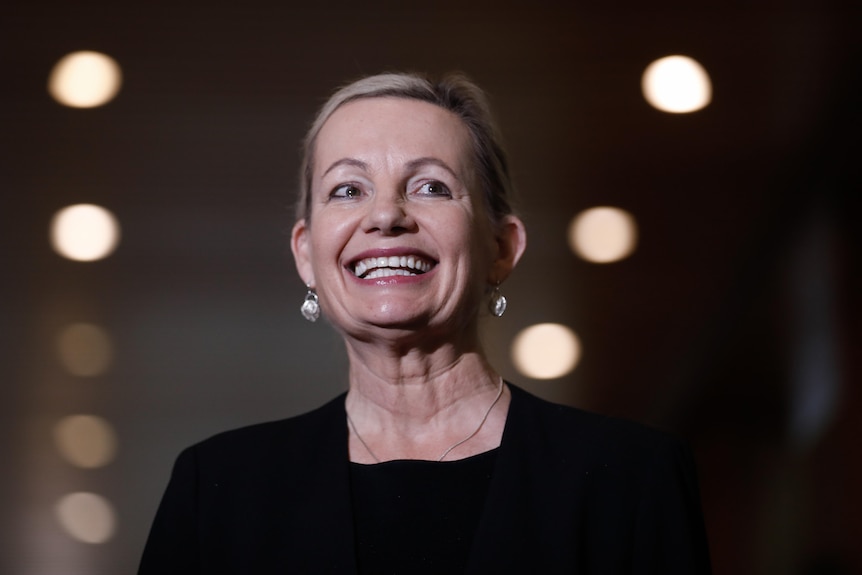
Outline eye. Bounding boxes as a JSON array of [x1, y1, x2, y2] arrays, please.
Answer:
[[330, 184, 362, 199], [417, 181, 452, 197]]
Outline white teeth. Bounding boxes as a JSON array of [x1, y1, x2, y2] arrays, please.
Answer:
[[365, 268, 417, 279], [352, 255, 433, 278]]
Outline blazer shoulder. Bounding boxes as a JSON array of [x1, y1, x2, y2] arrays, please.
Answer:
[[507, 382, 689, 467], [189, 392, 347, 463]]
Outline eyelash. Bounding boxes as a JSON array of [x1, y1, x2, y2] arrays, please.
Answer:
[[329, 184, 362, 199], [418, 181, 452, 197]]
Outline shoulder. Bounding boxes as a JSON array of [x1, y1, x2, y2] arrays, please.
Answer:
[[508, 382, 671, 443], [506, 383, 692, 472], [180, 392, 347, 469], [504, 386, 712, 572]]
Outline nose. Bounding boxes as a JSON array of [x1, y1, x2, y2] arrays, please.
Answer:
[[362, 188, 416, 235]]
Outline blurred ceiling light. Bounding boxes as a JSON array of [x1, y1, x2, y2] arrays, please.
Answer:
[[50, 204, 120, 261], [48, 51, 122, 108], [568, 207, 637, 263], [57, 323, 113, 376], [54, 415, 118, 469], [642, 55, 712, 113], [512, 323, 581, 380], [55, 492, 117, 544]]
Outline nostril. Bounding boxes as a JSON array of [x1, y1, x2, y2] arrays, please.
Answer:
[[363, 202, 416, 235]]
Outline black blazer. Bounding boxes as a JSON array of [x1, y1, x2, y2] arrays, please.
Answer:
[[139, 384, 711, 574]]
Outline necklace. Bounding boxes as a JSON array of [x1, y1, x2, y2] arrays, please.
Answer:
[[346, 377, 505, 463]]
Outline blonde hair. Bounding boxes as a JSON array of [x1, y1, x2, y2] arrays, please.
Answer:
[[296, 72, 516, 228]]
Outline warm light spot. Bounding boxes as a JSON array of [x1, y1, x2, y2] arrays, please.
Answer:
[[54, 415, 118, 468], [48, 51, 122, 108], [55, 492, 117, 544], [57, 323, 113, 376], [568, 207, 637, 263], [511, 323, 581, 379], [642, 55, 712, 113], [50, 204, 120, 261]]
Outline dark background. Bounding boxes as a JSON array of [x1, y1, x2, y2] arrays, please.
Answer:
[[1, 1, 859, 573]]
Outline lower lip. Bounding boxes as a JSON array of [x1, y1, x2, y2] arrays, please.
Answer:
[[346, 267, 436, 286]]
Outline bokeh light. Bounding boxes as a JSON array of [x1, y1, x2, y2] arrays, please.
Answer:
[[48, 51, 122, 108], [54, 415, 118, 469], [55, 492, 117, 544], [568, 207, 638, 263], [642, 55, 712, 113], [511, 323, 581, 379], [57, 323, 113, 376], [50, 204, 120, 261]]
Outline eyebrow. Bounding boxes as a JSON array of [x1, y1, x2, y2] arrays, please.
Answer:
[[321, 156, 462, 182], [404, 157, 461, 182], [322, 158, 369, 177]]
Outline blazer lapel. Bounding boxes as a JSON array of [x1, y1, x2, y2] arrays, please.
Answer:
[[464, 384, 536, 574], [266, 393, 359, 574]]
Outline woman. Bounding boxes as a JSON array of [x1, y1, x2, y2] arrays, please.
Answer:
[[139, 73, 711, 574]]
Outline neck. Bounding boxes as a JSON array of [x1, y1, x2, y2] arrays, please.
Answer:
[[345, 338, 491, 412], [343, 343, 509, 462]]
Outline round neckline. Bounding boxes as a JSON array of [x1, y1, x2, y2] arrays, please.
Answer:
[[349, 446, 500, 467]]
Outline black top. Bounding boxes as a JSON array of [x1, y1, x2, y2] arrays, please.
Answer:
[[349, 449, 498, 575], [139, 383, 712, 574]]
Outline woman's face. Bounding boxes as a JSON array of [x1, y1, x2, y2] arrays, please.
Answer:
[[292, 97, 523, 343]]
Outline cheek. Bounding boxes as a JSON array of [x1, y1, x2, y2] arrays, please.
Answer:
[[309, 213, 357, 265], [447, 220, 494, 288], [466, 217, 496, 262]]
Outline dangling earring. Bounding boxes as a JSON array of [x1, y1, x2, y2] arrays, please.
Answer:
[[300, 286, 320, 322], [489, 284, 507, 317]]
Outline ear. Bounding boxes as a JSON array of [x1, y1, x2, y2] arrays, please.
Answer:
[[489, 215, 527, 284], [290, 218, 315, 286]]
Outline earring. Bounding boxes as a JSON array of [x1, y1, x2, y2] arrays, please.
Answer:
[[300, 287, 320, 322], [489, 284, 507, 317]]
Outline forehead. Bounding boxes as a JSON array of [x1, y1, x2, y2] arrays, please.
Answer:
[[313, 97, 473, 172]]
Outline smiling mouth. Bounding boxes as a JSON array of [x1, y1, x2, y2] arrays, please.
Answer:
[[351, 255, 434, 279]]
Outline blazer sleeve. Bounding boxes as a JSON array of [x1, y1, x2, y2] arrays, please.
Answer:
[[631, 437, 712, 574], [138, 447, 201, 574]]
